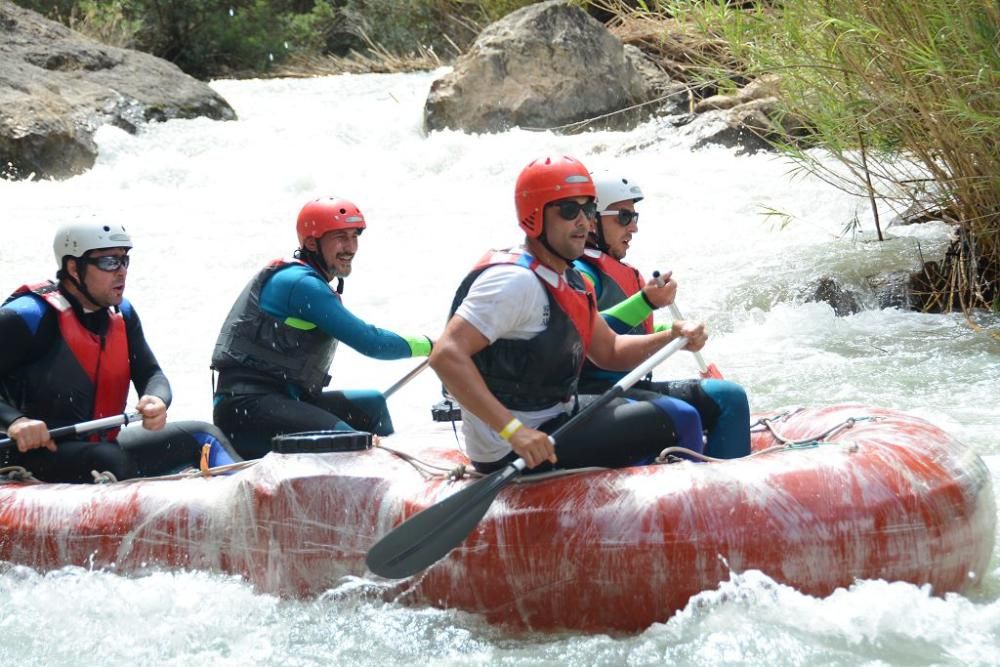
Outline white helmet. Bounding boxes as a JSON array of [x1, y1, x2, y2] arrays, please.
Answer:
[[592, 171, 644, 209], [53, 223, 133, 267]]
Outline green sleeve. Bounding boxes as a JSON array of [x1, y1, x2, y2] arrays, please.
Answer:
[[602, 291, 655, 329], [403, 335, 433, 357]]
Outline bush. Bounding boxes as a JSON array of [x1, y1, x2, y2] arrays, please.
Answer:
[[13, 0, 547, 75], [656, 0, 1000, 313]]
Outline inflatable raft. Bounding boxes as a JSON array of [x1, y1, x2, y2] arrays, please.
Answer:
[[0, 404, 994, 633]]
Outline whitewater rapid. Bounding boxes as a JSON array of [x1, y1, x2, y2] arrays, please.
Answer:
[[1, 70, 997, 666]]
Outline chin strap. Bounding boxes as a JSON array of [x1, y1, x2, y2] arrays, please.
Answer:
[[590, 218, 610, 254], [295, 247, 337, 284], [538, 230, 579, 264], [58, 260, 102, 309]]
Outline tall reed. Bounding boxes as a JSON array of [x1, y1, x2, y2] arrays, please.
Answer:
[[629, 0, 1000, 314]]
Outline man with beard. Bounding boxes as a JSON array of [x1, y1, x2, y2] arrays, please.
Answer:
[[211, 197, 434, 459]]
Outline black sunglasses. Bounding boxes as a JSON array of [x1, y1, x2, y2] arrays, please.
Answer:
[[550, 200, 598, 221], [82, 255, 130, 272], [600, 209, 639, 226]]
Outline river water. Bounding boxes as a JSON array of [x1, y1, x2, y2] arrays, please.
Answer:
[[1, 71, 998, 665]]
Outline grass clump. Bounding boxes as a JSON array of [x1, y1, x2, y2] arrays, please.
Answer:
[[607, 0, 1000, 315]]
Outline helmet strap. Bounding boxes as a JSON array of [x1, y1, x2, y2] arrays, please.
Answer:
[[61, 256, 103, 310], [295, 246, 336, 283], [591, 218, 610, 254], [538, 229, 578, 264]]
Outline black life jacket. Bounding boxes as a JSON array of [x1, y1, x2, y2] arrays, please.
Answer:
[[2, 281, 130, 439], [449, 249, 596, 411], [211, 260, 338, 397]]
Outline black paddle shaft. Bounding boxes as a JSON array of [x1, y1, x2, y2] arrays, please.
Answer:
[[365, 336, 689, 579], [365, 384, 628, 579]]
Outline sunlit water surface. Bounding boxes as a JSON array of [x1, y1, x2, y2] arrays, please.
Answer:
[[1, 71, 998, 666]]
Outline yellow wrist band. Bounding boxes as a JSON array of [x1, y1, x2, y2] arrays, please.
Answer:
[[499, 417, 523, 441]]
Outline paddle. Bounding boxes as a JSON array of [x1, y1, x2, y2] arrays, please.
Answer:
[[652, 271, 724, 380], [668, 303, 723, 379], [365, 335, 690, 579], [383, 359, 430, 399], [0, 412, 143, 451]]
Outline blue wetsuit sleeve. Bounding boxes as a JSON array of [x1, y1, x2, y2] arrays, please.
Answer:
[[0, 297, 59, 428], [260, 265, 419, 360], [0, 303, 33, 427]]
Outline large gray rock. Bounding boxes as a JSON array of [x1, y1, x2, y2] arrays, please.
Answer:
[[688, 75, 811, 155], [424, 0, 686, 134], [0, 1, 236, 180], [800, 276, 861, 316]]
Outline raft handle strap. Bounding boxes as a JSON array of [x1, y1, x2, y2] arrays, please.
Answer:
[[91, 470, 119, 484]]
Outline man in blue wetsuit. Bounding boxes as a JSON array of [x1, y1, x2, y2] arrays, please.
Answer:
[[0, 223, 239, 483], [211, 197, 434, 459], [573, 170, 750, 459]]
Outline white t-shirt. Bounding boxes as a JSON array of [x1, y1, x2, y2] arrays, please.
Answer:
[[454, 262, 575, 463]]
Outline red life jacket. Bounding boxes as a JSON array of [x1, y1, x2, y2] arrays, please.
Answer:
[[14, 282, 130, 440], [449, 249, 596, 411], [578, 248, 653, 334], [474, 248, 595, 354]]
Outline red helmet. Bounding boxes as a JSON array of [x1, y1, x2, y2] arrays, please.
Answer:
[[296, 197, 367, 246], [514, 156, 596, 238]]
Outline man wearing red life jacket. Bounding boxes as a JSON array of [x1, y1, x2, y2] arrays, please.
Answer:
[[211, 197, 434, 459], [0, 224, 239, 483], [430, 155, 708, 472], [573, 170, 751, 459]]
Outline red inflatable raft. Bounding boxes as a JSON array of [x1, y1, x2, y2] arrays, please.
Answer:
[[0, 404, 994, 633]]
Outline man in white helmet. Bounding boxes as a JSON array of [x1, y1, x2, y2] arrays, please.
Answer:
[[0, 223, 239, 482], [572, 171, 751, 459]]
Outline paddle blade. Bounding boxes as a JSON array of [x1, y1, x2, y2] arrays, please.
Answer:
[[366, 463, 521, 579], [700, 362, 724, 379]]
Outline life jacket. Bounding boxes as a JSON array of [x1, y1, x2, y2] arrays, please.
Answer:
[[578, 247, 652, 335], [2, 281, 130, 440], [211, 259, 338, 397], [449, 249, 596, 411]]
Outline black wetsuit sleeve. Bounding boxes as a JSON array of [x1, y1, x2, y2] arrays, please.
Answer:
[[124, 306, 172, 408], [0, 306, 58, 429]]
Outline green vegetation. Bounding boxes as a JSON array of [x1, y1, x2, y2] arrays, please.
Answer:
[[620, 0, 999, 315], [12, 0, 542, 78]]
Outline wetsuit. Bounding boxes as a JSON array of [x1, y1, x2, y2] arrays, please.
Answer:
[[212, 259, 431, 459], [574, 249, 751, 459], [451, 249, 695, 474], [0, 283, 239, 483]]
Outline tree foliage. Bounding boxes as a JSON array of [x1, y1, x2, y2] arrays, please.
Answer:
[[12, 0, 544, 77]]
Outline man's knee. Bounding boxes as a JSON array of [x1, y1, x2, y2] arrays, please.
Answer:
[[83, 443, 138, 481], [649, 397, 704, 453]]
